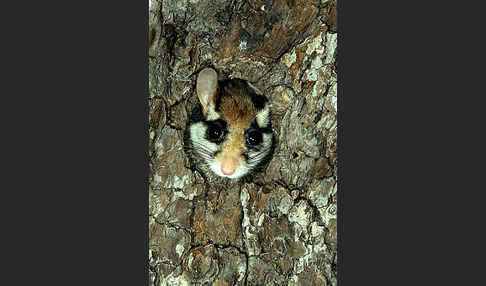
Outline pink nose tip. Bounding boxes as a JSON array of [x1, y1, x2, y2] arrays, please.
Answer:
[[221, 156, 238, 175], [222, 168, 235, 175]]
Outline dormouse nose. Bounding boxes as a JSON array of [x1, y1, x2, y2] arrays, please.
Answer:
[[221, 155, 238, 175]]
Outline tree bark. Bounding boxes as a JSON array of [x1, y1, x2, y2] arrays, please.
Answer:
[[149, 0, 338, 285]]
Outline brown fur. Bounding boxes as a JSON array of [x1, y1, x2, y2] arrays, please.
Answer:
[[217, 87, 258, 156], [221, 128, 245, 155], [219, 88, 257, 128]]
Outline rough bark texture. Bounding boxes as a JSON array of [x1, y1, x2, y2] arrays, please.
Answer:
[[148, 0, 338, 285]]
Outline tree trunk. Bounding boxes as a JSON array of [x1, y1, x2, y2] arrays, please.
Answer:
[[148, 0, 338, 285]]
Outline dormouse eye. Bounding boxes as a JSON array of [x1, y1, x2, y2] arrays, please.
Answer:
[[208, 125, 223, 141], [246, 130, 262, 146], [206, 120, 227, 143]]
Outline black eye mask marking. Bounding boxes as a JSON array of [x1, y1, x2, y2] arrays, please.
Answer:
[[245, 122, 266, 152], [246, 129, 263, 146], [248, 92, 267, 110], [250, 120, 272, 134], [205, 119, 227, 144]]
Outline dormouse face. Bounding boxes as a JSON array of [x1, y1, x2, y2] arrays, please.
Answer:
[[185, 68, 274, 179]]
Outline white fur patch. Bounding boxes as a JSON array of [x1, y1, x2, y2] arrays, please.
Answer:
[[262, 133, 272, 149], [256, 105, 270, 128], [206, 106, 220, 121], [189, 122, 218, 153]]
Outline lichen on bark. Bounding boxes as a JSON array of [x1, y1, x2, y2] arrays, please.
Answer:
[[149, 0, 338, 285]]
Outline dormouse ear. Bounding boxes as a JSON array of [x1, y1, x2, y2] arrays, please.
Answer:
[[196, 68, 218, 117]]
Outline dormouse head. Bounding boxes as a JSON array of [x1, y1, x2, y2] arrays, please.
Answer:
[[185, 68, 274, 179]]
